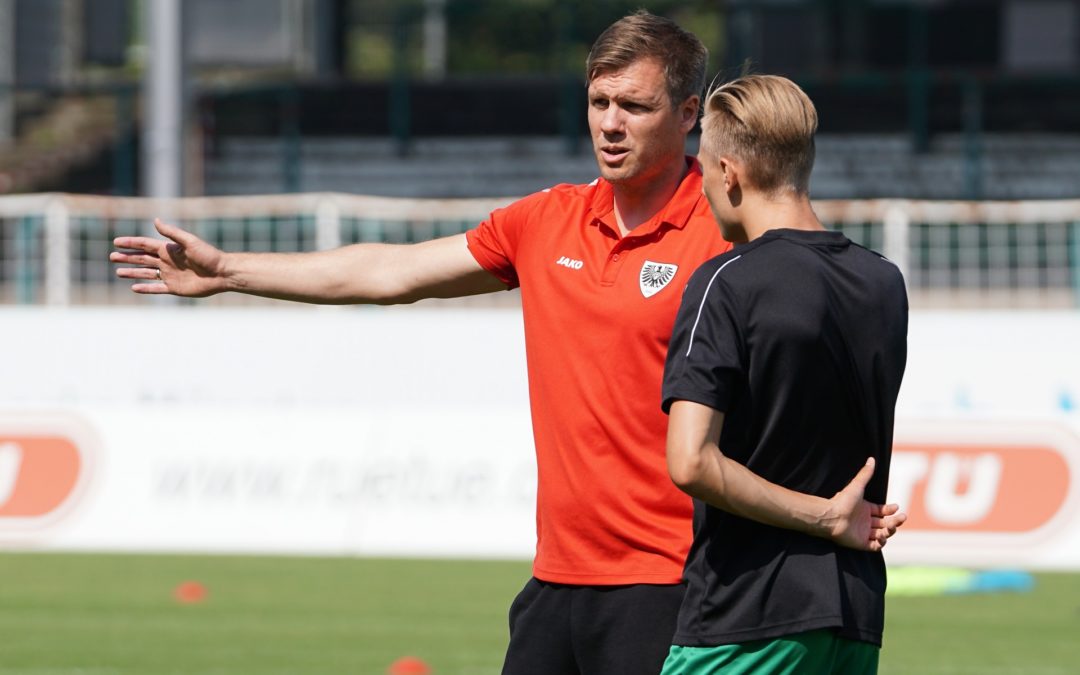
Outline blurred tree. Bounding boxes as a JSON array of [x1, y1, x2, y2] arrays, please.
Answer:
[[345, 0, 724, 80]]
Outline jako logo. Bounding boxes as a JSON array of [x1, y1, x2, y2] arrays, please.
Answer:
[[887, 420, 1078, 535], [0, 413, 97, 532], [555, 256, 584, 270]]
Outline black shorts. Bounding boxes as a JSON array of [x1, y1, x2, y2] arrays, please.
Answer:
[[500, 577, 686, 675]]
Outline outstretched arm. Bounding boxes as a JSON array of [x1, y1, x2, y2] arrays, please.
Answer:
[[666, 400, 906, 552], [111, 219, 507, 304]]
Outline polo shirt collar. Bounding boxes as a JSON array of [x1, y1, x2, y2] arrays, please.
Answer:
[[589, 156, 705, 235]]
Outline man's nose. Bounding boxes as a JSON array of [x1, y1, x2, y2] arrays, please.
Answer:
[[600, 106, 625, 135]]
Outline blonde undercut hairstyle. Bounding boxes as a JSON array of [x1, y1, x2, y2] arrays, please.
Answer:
[[701, 75, 818, 195], [586, 10, 708, 108]]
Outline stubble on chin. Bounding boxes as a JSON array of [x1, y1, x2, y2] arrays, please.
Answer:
[[596, 158, 639, 187], [601, 170, 629, 186]]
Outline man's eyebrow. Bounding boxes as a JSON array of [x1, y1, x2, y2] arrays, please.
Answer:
[[614, 93, 659, 107]]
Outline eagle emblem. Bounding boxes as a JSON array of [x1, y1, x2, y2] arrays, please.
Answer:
[[639, 260, 678, 298]]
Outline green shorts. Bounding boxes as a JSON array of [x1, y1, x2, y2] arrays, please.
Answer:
[[660, 629, 879, 675]]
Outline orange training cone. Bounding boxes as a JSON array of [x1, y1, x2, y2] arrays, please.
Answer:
[[387, 656, 432, 675], [173, 580, 208, 604]]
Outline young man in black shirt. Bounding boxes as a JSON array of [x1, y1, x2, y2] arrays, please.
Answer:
[[660, 75, 909, 674]]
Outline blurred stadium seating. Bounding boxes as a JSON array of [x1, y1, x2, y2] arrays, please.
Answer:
[[201, 133, 1080, 202]]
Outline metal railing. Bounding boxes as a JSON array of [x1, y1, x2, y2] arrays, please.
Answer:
[[1, 193, 1077, 309]]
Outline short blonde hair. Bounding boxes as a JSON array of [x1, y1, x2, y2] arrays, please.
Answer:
[[700, 75, 818, 195]]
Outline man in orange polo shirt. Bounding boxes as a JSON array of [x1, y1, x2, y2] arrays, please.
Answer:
[[112, 12, 899, 675]]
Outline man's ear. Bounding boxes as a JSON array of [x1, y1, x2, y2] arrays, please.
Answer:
[[680, 96, 700, 133], [718, 156, 741, 194], [719, 156, 744, 210]]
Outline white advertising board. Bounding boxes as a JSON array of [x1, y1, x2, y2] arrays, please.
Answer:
[[1, 307, 1079, 569]]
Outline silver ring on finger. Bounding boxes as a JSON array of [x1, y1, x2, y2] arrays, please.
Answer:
[[155, 268, 162, 280]]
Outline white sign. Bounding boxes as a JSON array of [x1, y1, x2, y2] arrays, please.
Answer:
[[1, 307, 1080, 568]]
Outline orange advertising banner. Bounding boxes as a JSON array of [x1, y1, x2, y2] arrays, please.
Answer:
[[884, 419, 1080, 567], [891, 443, 1070, 533], [0, 413, 98, 533], [0, 436, 83, 518]]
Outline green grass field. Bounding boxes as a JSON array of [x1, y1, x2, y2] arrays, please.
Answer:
[[0, 553, 1077, 674]]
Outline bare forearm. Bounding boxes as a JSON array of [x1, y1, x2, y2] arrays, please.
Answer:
[[114, 224, 502, 302], [676, 447, 833, 538], [665, 402, 898, 550], [222, 245, 410, 304], [220, 236, 503, 305]]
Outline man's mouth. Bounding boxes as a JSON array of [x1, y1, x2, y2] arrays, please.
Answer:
[[600, 146, 630, 163]]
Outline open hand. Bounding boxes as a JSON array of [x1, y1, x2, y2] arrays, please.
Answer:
[[111, 219, 227, 297]]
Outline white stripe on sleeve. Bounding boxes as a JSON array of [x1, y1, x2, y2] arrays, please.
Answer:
[[686, 255, 742, 357]]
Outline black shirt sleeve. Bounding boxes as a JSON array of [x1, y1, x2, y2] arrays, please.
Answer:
[[662, 262, 745, 414]]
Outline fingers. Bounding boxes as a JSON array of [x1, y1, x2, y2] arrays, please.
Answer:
[[116, 266, 162, 281], [869, 511, 906, 531], [884, 512, 908, 531], [155, 218, 199, 246], [870, 526, 891, 549], [109, 251, 159, 267], [861, 504, 908, 551], [128, 282, 172, 294], [866, 502, 900, 519], [113, 219, 197, 252], [110, 219, 200, 296], [845, 457, 876, 496], [874, 508, 907, 529], [112, 236, 165, 254], [866, 512, 907, 550]]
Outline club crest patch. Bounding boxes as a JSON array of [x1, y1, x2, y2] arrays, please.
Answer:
[[639, 260, 678, 298]]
